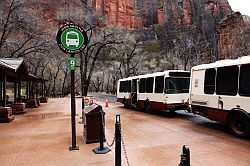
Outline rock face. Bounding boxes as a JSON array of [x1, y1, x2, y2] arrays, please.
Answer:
[[88, 0, 159, 28], [25, 0, 233, 30], [158, 0, 232, 25], [87, 0, 233, 29], [217, 12, 247, 59], [103, 0, 143, 28]]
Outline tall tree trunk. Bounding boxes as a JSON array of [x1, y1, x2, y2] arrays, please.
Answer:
[[53, 77, 56, 98], [79, 52, 85, 96], [61, 69, 68, 96]]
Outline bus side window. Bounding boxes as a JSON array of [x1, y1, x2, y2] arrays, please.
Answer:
[[155, 76, 164, 93], [146, 77, 154, 93], [204, 68, 216, 94], [128, 80, 131, 93], [216, 66, 239, 96], [132, 79, 137, 92], [139, 78, 146, 93], [239, 64, 250, 96]]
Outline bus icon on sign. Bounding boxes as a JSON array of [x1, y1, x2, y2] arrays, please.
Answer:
[[66, 31, 79, 47]]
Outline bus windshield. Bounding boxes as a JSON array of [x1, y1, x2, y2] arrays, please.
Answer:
[[68, 33, 78, 39], [164, 78, 190, 94]]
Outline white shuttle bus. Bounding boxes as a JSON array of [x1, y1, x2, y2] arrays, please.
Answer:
[[190, 56, 250, 138], [117, 70, 190, 113]]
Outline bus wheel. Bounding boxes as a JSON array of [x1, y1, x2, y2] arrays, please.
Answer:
[[228, 113, 250, 139], [144, 103, 153, 114]]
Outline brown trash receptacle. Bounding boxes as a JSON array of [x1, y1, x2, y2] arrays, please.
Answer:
[[83, 103, 105, 144], [0, 107, 15, 122], [25, 99, 38, 108], [11, 103, 27, 114]]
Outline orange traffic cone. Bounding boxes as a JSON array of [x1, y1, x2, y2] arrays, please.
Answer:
[[105, 99, 108, 107]]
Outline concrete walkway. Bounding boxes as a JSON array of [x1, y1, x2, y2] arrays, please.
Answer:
[[0, 97, 249, 166]]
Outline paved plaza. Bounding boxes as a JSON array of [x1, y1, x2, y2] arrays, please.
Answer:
[[0, 97, 249, 166]]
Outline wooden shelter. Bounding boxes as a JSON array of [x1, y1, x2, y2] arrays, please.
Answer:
[[0, 58, 47, 121]]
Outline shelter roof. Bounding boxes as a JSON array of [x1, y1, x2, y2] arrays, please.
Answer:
[[0, 58, 24, 72], [0, 58, 46, 82]]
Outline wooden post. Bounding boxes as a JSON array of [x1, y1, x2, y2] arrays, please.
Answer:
[[3, 71, 6, 107], [28, 81, 31, 100], [18, 77, 22, 103], [0, 81, 2, 100], [35, 81, 38, 100], [14, 82, 17, 103], [42, 81, 45, 97], [26, 82, 29, 99]]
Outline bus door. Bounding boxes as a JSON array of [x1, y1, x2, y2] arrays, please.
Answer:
[[131, 79, 138, 105]]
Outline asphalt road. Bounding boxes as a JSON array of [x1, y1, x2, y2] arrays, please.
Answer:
[[88, 92, 117, 103], [88, 92, 223, 131]]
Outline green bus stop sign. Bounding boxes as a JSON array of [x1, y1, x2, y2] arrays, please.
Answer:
[[57, 23, 88, 54]]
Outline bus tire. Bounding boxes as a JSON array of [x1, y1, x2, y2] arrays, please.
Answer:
[[144, 102, 153, 114], [228, 112, 250, 139]]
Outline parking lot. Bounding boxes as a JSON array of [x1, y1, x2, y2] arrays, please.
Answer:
[[0, 97, 249, 166]]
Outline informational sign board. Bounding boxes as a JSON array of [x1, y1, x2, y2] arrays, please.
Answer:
[[83, 96, 93, 107], [56, 23, 88, 54]]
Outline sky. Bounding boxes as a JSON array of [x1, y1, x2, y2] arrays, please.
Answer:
[[227, 0, 250, 16]]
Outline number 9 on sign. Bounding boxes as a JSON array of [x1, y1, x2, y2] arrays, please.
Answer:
[[69, 57, 76, 71]]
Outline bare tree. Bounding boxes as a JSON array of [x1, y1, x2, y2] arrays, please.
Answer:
[[79, 24, 123, 96], [0, 0, 50, 58]]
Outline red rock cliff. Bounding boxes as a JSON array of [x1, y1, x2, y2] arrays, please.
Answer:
[[217, 12, 248, 59], [89, 0, 159, 28]]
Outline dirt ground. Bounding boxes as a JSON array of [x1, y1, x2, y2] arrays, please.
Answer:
[[0, 97, 249, 166]]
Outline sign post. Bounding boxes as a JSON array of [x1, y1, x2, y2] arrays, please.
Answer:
[[57, 23, 88, 151]]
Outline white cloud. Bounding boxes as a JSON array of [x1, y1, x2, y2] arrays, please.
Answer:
[[227, 0, 250, 16]]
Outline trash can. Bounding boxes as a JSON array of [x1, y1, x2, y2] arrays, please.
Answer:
[[83, 103, 105, 144]]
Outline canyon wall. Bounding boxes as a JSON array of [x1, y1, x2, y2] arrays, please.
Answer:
[[217, 12, 248, 59]]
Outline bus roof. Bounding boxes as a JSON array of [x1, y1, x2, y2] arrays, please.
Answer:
[[118, 70, 190, 81], [192, 55, 250, 71]]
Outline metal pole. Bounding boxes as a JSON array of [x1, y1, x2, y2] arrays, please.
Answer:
[[100, 111, 104, 150], [69, 53, 79, 151], [79, 97, 84, 124], [115, 115, 121, 166], [179, 145, 190, 166]]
